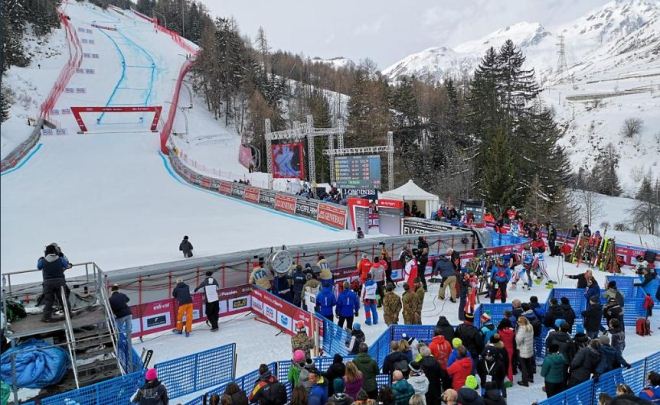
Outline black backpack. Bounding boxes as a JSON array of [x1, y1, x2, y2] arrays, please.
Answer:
[[261, 381, 287, 405]]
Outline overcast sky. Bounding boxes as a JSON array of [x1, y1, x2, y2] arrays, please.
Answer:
[[200, 0, 611, 70]]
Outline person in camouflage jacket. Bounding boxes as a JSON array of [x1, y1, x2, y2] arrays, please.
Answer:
[[402, 283, 418, 325], [383, 283, 402, 325], [291, 322, 315, 359]]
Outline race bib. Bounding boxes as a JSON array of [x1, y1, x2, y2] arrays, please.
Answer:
[[486, 375, 493, 383]]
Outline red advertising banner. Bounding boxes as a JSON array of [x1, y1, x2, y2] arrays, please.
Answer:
[[377, 199, 404, 209], [200, 178, 211, 189], [317, 203, 347, 229], [274, 194, 297, 214], [271, 143, 305, 179], [243, 187, 260, 204], [219, 181, 233, 195], [250, 288, 314, 336]]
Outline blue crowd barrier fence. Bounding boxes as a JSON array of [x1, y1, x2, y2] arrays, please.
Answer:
[[317, 313, 350, 357], [38, 369, 146, 405], [539, 351, 659, 405], [154, 343, 236, 399]]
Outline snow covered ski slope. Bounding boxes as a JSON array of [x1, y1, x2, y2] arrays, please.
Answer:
[[1, 2, 352, 282]]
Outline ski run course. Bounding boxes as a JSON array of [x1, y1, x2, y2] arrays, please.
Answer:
[[0, 1, 353, 284]]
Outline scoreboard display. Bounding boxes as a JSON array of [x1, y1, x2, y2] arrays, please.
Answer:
[[334, 155, 381, 189]]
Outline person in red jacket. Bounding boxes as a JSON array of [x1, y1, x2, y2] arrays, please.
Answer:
[[429, 326, 453, 370], [447, 345, 473, 390], [358, 254, 373, 284], [497, 318, 516, 383], [530, 235, 546, 254]]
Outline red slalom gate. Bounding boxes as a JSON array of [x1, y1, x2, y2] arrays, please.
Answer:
[[70, 106, 162, 132]]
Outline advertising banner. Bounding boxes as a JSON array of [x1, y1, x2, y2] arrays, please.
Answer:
[[272, 143, 305, 179], [402, 218, 455, 234], [295, 198, 319, 219], [243, 186, 261, 204], [130, 285, 251, 338], [259, 189, 276, 207], [274, 194, 297, 214], [378, 199, 404, 235], [317, 203, 347, 229], [251, 288, 314, 336], [347, 197, 370, 232], [219, 181, 233, 195], [231, 182, 245, 198]]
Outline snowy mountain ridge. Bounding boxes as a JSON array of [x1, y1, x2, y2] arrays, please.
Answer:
[[384, 0, 660, 195], [383, 0, 659, 84]]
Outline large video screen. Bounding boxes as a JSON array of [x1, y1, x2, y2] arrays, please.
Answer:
[[272, 143, 305, 179], [334, 155, 381, 189]]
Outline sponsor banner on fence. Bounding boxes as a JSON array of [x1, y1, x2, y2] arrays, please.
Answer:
[[274, 194, 297, 214], [402, 218, 456, 234], [317, 203, 347, 229], [251, 288, 314, 336], [259, 189, 276, 206], [231, 182, 245, 198], [295, 198, 319, 219], [219, 181, 233, 195], [243, 186, 260, 203], [130, 285, 251, 338]]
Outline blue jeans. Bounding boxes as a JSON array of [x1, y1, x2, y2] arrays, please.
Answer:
[[116, 315, 133, 372]]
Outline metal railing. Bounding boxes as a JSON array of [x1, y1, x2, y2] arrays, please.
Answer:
[[61, 286, 80, 389]]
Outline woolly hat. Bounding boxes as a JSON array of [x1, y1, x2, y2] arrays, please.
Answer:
[[353, 322, 361, 331], [452, 337, 463, 349], [333, 378, 345, 394], [465, 375, 478, 390], [145, 368, 158, 381], [409, 361, 421, 373], [465, 313, 474, 322], [481, 312, 491, 323], [293, 350, 305, 363]]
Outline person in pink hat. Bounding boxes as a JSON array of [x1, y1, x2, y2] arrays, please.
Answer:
[[131, 368, 169, 404]]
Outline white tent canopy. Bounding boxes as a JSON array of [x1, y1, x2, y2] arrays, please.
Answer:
[[380, 180, 440, 219]]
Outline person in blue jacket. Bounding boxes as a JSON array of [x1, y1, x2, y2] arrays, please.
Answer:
[[584, 277, 601, 304], [638, 266, 659, 299], [316, 285, 336, 322], [490, 257, 511, 303], [336, 281, 360, 330]]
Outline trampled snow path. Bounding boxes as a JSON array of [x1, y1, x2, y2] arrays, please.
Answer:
[[135, 255, 660, 403]]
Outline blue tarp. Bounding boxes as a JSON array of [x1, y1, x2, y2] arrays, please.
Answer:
[[1, 339, 70, 388]]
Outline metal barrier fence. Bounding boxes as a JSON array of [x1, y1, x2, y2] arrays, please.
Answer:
[[317, 314, 350, 357], [183, 362, 277, 405], [538, 351, 659, 405], [154, 343, 236, 399]]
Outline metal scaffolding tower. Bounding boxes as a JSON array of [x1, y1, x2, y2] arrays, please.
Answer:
[[556, 35, 570, 84], [264, 115, 344, 185]]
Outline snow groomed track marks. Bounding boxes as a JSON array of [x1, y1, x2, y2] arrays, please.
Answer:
[[94, 24, 157, 125]]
